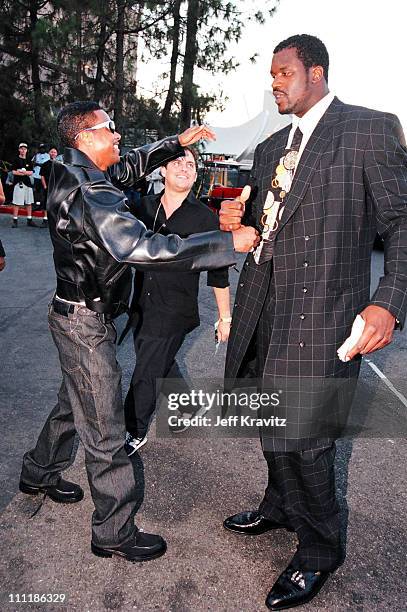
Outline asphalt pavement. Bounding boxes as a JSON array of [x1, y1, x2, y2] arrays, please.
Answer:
[[0, 213, 406, 611]]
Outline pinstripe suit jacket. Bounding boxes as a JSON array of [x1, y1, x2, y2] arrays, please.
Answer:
[[225, 97, 407, 391]]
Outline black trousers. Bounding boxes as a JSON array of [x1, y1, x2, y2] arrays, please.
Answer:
[[255, 287, 343, 573], [33, 178, 45, 209], [259, 446, 342, 572], [124, 329, 191, 438]]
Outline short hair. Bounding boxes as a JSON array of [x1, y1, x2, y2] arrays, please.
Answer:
[[57, 101, 101, 148], [183, 146, 198, 169], [162, 146, 198, 170], [274, 34, 329, 83]]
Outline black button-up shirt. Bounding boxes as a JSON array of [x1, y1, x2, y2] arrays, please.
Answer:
[[129, 191, 229, 336]]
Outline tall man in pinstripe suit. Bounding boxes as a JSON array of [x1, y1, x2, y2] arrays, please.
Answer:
[[219, 34, 407, 609]]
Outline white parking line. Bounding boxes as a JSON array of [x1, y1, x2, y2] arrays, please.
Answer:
[[365, 358, 407, 408]]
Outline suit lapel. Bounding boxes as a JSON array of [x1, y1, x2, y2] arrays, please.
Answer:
[[265, 127, 289, 166], [276, 97, 344, 234]]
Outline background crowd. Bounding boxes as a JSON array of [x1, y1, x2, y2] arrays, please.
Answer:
[[0, 141, 166, 228]]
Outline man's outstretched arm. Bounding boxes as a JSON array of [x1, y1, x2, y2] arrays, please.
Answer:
[[109, 125, 215, 188], [82, 186, 259, 273]]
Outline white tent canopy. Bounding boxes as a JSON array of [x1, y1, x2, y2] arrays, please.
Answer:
[[204, 91, 290, 164]]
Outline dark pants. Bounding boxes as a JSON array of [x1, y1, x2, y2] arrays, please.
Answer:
[[33, 178, 45, 209], [255, 287, 342, 572], [124, 329, 190, 438], [259, 446, 342, 572], [21, 302, 142, 547]]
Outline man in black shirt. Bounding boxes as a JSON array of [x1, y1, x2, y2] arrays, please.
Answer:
[[39, 145, 59, 226], [11, 143, 37, 227], [124, 147, 232, 454]]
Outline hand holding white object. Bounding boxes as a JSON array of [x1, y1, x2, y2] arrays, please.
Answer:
[[337, 315, 365, 362]]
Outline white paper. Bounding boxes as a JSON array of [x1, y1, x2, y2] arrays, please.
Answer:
[[337, 314, 365, 362]]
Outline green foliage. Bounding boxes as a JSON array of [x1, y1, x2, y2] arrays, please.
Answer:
[[0, 0, 280, 158]]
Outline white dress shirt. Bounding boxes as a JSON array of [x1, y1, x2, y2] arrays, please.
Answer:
[[286, 91, 335, 169], [253, 93, 335, 264]]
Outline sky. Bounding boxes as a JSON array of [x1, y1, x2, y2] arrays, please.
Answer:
[[192, 0, 407, 132]]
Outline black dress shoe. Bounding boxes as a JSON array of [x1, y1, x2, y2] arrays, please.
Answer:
[[91, 531, 167, 562], [223, 510, 294, 535], [19, 478, 84, 504], [265, 564, 331, 610]]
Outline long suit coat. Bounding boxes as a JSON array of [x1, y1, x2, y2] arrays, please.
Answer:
[[225, 97, 407, 449]]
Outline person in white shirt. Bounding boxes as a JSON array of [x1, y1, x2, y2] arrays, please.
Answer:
[[11, 143, 37, 227], [32, 143, 50, 211]]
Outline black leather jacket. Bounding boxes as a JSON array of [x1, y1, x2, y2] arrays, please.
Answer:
[[47, 137, 235, 316]]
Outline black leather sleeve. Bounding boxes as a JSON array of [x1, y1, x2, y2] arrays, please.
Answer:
[[108, 136, 184, 188], [82, 183, 236, 272]]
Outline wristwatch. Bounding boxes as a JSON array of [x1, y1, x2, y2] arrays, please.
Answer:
[[218, 316, 232, 323]]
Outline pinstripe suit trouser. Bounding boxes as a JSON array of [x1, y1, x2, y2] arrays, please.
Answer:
[[256, 285, 343, 572]]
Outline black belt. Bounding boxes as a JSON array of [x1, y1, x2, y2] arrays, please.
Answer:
[[51, 297, 114, 323], [52, 298, 77, 317]]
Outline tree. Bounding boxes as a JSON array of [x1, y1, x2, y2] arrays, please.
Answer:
[[160, 0, 181, 136], [179, 0, 199, 130], [0, 0, 281, 159], [0, 0, 56, 148], [161, 1, 280, 132], [114, 0, 126, 133], [93, 2, 110, 102]]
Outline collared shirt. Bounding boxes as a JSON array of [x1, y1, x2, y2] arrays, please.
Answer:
[[129, 191, 229, 336], [286, 91, 335, 166], [253, 92, 335, 264]]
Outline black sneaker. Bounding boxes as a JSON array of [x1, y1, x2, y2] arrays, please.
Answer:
[[124, 432, 147, 456], [12, 218, 18, 228], [42, 219, 48, 227], [27, 218, 39, 227]]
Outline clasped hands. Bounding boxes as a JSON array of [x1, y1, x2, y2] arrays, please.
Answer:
[[217, 184, 259, 252]]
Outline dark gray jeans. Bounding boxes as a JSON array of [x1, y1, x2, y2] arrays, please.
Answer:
[[21, 301, 141, 547]]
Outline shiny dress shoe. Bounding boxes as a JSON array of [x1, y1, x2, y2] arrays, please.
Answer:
[[91, 531, 167, 562], [266, 564, 331, 610], [19, 478, 84, 504], [223, 510, 294, 535]]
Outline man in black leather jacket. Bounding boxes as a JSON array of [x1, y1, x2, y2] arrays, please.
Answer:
[[19, 101, 258, 563]]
